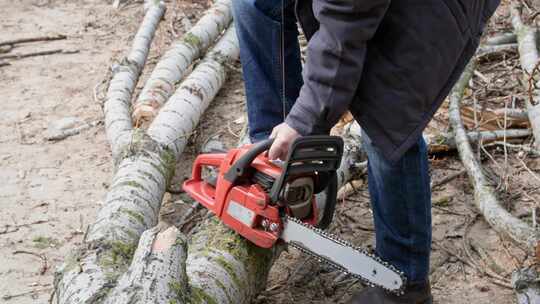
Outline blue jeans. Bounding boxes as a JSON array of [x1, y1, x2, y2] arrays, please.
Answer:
[[233, 0, 432, 283]]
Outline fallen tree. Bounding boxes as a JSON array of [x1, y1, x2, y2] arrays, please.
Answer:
[[132, 0, 233, 124], [511, 2, 540, 150], [448, 62, 540, 303], [53, 11, 242, 304]]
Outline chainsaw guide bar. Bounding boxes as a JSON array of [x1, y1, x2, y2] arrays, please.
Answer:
[[282, 215, 406, 294]]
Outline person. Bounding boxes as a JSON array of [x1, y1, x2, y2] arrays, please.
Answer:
[[232, 0, 500, 303]]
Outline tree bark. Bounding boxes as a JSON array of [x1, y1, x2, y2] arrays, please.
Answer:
[[510, 2, 540, 150], [512, 267, 540, 304], [448, 62, 538, 252], [53, 16, 239, 304], [147, 26, 239, 155], [104, 226, 189, 304], [132, 0, 233, 124], [103, 0, 166, 161]]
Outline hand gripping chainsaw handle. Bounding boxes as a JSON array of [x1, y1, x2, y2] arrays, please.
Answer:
[[187, 136, 343, 229], [225, 136, 343, 229]]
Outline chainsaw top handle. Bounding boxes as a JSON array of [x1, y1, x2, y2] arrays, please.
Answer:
[[223, 135, 344, 202], [268, 136, 343, 203]]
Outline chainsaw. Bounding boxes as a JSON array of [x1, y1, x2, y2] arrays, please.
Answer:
[[183, 135, 406, 293]]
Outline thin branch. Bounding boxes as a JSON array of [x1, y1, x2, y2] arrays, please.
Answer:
[[0, 34, 67, 47], [448, 61, 538, 252], [0, 49, 78, 61]]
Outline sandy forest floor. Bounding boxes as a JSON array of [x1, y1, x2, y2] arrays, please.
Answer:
[[0, 0, 538, 303]]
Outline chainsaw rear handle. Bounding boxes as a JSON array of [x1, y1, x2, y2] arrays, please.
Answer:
[[224, 138, 274, 184]]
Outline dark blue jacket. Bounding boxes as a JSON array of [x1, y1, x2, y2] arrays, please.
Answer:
[[285, 0, 500, 162]]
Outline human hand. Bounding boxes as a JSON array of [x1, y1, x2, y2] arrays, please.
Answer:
[[268, 122, 301, 160]]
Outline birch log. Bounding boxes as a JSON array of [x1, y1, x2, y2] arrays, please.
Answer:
[[53, 26, 239, 304], [448, 62, 538, 252], [104, 227, 189, 304], [511, 2, 540, 150], [147, 26, 239, 154], [132, 0, 233, 124], [104, 0, 166, 160]]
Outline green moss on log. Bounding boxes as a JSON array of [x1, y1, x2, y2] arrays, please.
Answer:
[[214, 278, 233, 304], [214, 256, 244, 292], [183, 33, 202, 49], [120, 208, 146, 225], [116, 180, 146, 191], [191, 217, 273, 291], [190, 286, 218, 304], [98, 240, 137, 281]]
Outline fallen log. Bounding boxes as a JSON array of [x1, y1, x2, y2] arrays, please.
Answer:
[[511, 2, 540, 150], [132, 0, 233, 124], [54, 24, 244, 303], [103, 226, 189, 304], [147, 26, 238, 153], [103, 0, 166, 161]]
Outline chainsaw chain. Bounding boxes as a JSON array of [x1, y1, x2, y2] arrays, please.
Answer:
[[284, 215, 407, 295]]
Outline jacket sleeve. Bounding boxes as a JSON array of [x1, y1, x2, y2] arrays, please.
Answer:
[[285, 0, 391, 135]]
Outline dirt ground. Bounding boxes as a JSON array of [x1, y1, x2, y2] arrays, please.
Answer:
[[0, 1, 537, 304]]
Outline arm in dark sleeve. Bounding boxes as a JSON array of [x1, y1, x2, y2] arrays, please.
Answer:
[[285, 0, 390, 134]]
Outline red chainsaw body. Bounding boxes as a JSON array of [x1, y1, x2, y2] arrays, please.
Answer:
[[182, 144, 319, 248]]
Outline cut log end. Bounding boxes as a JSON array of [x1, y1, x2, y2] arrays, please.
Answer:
[[152, 226, 185, 253], [132, 104, 159, 126]]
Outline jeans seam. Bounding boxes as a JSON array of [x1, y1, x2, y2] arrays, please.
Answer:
[[401, 151, 415, 281]]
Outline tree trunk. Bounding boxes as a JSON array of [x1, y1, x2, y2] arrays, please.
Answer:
[[132, 0, 233, 124], [510, 2, 540, 150]]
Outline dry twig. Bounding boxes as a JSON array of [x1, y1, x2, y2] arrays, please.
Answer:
[[0, 49, 78, 61], [0, 34, 67, 47]]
